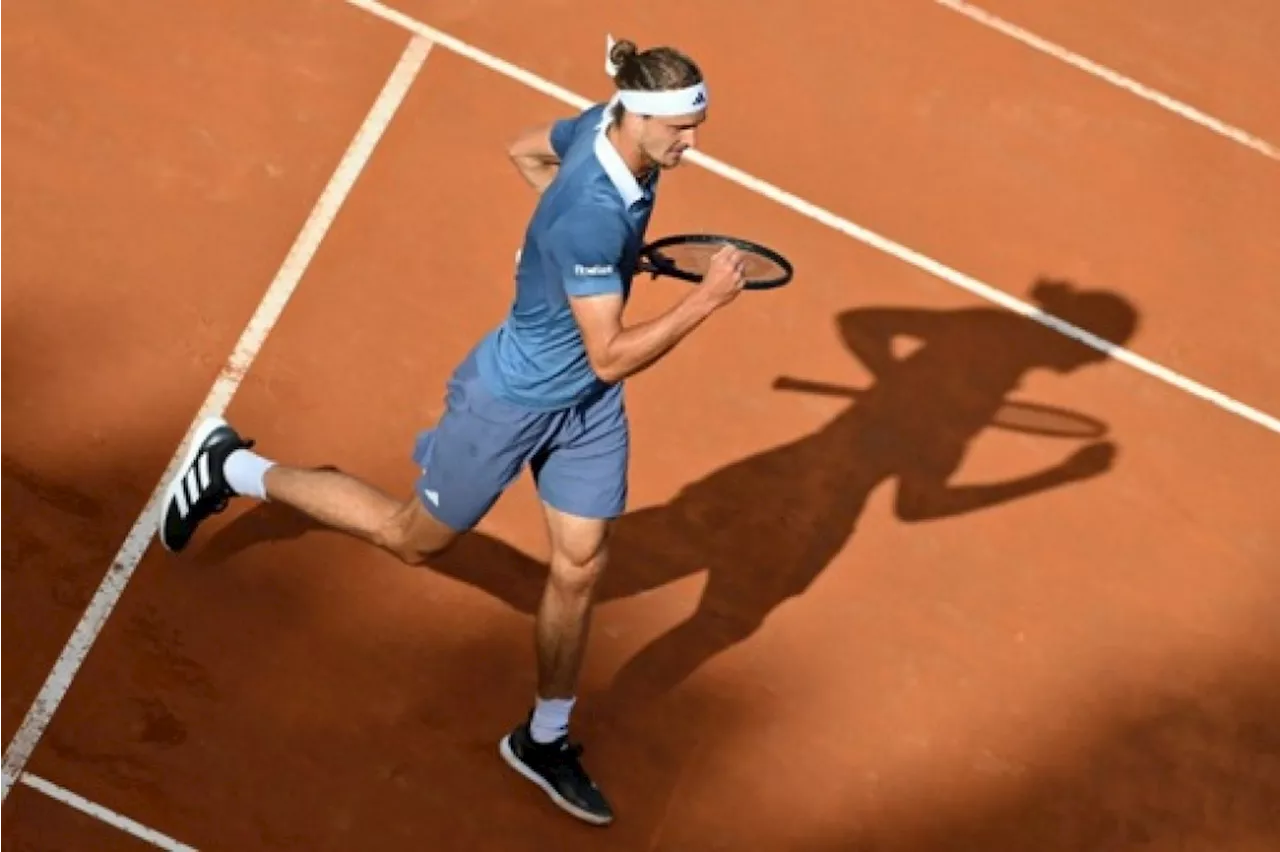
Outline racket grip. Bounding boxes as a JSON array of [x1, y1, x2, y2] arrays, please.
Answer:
[[772, 376, 863, 398]]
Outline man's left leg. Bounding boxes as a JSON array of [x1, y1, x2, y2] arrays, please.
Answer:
[[499, 389, 628, 826], [500, 506, 614, 825]]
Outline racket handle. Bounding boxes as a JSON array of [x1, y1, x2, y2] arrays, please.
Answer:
[[772, 376, 863, 398]]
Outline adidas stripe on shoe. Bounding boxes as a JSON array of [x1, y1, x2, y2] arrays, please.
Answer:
[[158, 417, 254, 553]]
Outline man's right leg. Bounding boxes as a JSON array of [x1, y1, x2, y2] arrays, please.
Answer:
[[157, 417, 461, 562], [260, 463, 458, 564], [160, 397, 543, 566], [159, 348, 550, 559]]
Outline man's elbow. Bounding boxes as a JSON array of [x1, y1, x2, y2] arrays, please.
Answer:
[[508, 135, 557, 167], [585, 347, 625, 384], [589, 356, 624, 385], [505, 139, 528, 163]]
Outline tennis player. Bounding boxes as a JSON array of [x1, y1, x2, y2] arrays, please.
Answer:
[[158, 37, 745, 825]]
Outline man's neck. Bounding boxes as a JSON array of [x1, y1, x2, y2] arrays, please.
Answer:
[[607, 124, 655, 180]]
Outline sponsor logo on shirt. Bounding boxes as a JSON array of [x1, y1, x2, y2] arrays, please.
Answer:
[[574, 263, 615, 277]]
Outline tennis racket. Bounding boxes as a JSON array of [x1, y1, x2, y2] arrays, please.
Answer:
[[637, 233, 794, 290], [772, 375, 1108, 439]]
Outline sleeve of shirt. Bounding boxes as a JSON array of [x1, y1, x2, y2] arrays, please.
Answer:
[[543, 209, 627, 299], [548, 103, 608, 159]]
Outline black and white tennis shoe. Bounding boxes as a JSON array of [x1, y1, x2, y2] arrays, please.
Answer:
[[499, 714, 614, 826], [158, 417, 254, 553]]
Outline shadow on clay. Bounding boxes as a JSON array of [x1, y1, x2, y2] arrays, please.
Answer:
[[808, 658, 1280, 852], [200, 277, 1141, 709]]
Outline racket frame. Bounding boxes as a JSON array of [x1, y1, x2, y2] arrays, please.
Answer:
[[771, 375, 1108, 439], [637, 233, 794, 290]]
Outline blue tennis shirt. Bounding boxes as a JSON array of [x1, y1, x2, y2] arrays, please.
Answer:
[[474, 102, 659, 410]]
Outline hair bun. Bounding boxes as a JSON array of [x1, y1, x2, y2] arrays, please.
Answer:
[[1031, 277, 1073, 309], [609, 38, 639, 71]]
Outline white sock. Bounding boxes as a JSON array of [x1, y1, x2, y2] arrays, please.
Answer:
[[529, 696, 575, 744], [223, 449, 275, 500]]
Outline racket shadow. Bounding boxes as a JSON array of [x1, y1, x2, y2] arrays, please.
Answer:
[[201, 278, 1141, 710]]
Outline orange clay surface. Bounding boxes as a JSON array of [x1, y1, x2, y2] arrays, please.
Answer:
[[4, 0, 1279, 849]]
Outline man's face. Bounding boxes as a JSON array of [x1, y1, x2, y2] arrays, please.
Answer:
[[639, 110, 707, 168]]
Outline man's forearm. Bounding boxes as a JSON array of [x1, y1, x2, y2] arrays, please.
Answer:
[[593, 292, 717, 383], [511, 154, 559, 193]]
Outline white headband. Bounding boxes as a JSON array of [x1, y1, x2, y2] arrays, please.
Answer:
[[604, 34, 708, 116]]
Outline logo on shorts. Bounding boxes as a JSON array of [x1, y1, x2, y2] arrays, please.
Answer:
[[422, 487, 440, 506], [574, 263, 614, 277]]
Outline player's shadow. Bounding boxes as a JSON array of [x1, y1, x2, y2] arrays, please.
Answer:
[[202, 277, 1140, 707]]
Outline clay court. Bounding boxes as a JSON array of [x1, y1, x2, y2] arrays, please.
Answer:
[[4, 0, 1279, 849]]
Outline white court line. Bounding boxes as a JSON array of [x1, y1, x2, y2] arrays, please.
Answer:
[[346, 0, 1280, 436], [347, 0, 592, 110], [932, 0, 1280, 161], [0, 34, 434, 801], [19, 773, 199, 851]]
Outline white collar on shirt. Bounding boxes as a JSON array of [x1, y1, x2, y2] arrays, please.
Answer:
[[593, 119, 651, 209]]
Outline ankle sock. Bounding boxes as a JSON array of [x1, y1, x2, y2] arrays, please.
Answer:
[[224, 449, 275, 500], [529, 696, 575, 744]]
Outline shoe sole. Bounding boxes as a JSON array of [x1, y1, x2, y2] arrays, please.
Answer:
[[158, 416, 231, 553], [498, 734, 613, 826]]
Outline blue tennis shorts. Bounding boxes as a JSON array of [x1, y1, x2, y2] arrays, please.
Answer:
[[411, 350, 629, 531]]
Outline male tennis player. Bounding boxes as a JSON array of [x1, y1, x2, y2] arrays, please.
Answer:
[[158, 37, 745, 825]]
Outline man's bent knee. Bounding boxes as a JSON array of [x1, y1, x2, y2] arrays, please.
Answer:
[[544, 506, 611, 596], [375, 499, 461, 565], [549, 545, 608, 597]]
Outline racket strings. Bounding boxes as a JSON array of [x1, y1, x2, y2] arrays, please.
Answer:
[[655, 244, 788, 284]]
